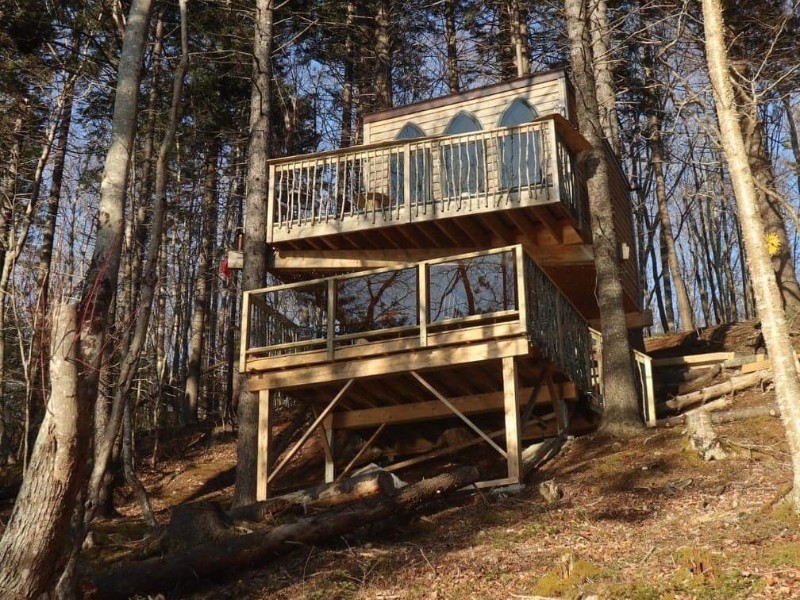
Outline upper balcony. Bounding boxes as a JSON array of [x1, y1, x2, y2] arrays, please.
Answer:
[[266, 115, 590, 250]]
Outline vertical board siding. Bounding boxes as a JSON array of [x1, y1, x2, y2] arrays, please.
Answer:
[[366, 80, 565, 144]]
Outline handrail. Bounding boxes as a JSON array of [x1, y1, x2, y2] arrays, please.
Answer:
[[524, 255, 592, 393], [588, 328, 657, 426], [267, 114, 582, 166], [269, 119, 564, 236], [244, 245, 521, 298], [242, 246, 525, 362]]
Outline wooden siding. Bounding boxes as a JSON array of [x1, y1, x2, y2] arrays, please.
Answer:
[[365, 77, 566, 144]]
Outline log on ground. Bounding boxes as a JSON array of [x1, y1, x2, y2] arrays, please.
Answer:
[[227, 470, 399, 523], [89, 466, 479, 600], [665, 370, 770, 411]]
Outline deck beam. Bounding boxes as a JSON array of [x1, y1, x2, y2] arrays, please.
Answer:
[[325, 381, 576, 429], [247, 336, 529, 392]]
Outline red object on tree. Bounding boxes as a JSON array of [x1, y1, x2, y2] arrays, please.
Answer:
[[220, 256, 231, 281]]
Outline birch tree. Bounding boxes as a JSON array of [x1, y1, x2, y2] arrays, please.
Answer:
[[702, 0, 800, 511]]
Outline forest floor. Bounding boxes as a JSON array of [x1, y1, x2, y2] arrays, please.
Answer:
[[83, 390, 797, 599], [3, 320, 800, 599]]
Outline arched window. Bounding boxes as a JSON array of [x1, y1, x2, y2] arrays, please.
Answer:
[[498, 99, 542, 189], [499, 98, 538, 127], [390, 123, 429, 207], [397, 123, 426, 140], [442, 112, 485, 197], [445, 112, 482, 135]]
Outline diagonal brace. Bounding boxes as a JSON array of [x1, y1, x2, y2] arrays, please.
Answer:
[[410, 371, 507, 459], [268, 379, 354, 484]]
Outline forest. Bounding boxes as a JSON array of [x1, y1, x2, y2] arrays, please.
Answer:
[[1, 0, 800, 597]]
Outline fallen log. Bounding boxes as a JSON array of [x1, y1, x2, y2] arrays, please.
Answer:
[[89, 467, 479, 600], [665, 370, 770, 412], [658, 363, 723, 385], [657, 402, 779, 427], [227, 470, 399, 523], [675, 364, 723, 394], [522, 436, 568, 478]]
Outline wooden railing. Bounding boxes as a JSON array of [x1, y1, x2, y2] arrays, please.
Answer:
[[241, 246, 522, 365], [241, 245, 596, 396], [524, 254, 592, 393], [267, 116, 587, 241]]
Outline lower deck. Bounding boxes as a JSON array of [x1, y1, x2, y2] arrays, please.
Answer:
[[250, 346, 588, 499], [242, 245, 613, 498]]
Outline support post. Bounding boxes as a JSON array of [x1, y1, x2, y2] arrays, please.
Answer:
[[256, 389, 273, 501], [321, 426, 335, 483], [546, 374, 569, 433], [638, 352, 656, 427], [239, 291, 251, 374], [419, 263, 428, 346], [327, 278, 336, 359], [503, 356, 522, 482], [404, 143, 412, 222]]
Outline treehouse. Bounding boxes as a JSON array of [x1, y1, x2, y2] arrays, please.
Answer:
[[240, 69, 654, 500]]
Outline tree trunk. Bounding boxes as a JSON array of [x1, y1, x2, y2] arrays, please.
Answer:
[[340, 1, 356, 147], [122, 400, 157, 527], [87, 0, 186, 517], [444, 0, 460, 92], [565, 0, 642, 436], [30, 75, 75, 414], [506, 0, 529, 78], [90, 467, 479, 600], [0, 0, 155, 594], [643, 82, 693, 330], [234, 0, 274, 507], [782, 95, 800, 203], [730, 64, 800, 319], [588, 0, 620, 153], [0, 306, 86, 598], [184, 141, 218, 421], [374, 0, 393, 110], [702, 0, 800, 512]]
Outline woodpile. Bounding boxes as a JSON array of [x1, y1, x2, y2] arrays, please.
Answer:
[[648, 349, 787, 460], [652, 351, 780, 424]]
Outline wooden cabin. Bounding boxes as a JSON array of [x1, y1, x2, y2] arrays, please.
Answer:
[[240, 69, 654, 500]]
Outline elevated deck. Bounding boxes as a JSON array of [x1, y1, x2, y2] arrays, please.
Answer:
[[265, 114, 641, 316], [243, 245, 593, 394], [242, 246, 608, 498], [268, 115, 588, 246]]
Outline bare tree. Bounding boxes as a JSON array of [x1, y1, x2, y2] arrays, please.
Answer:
[[565, 0, 642, 436], [702, 0, 800, 511], [0, 1, 155, 593], [235, 0, 274, 507]]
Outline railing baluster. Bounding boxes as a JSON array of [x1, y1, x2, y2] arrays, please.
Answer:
[[311, 160, 318, 225], [404, 142, 412, 223], [266, 119, 579, 236]]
